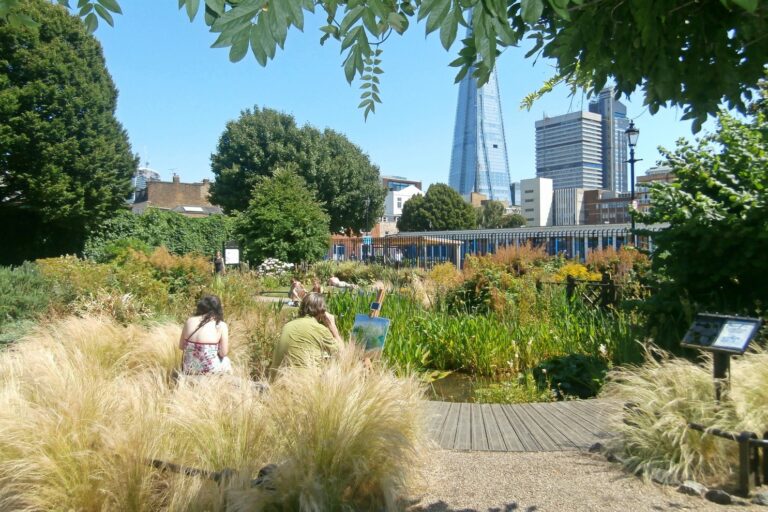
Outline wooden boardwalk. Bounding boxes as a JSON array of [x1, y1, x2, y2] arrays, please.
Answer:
[[425, 399, 617, 452]]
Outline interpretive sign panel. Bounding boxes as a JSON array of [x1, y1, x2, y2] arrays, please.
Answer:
[[681, 314, 762, 354]]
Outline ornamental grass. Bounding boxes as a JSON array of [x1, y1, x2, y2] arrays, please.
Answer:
[[601, 346, 768, 486], [0, 316, 428, 511]]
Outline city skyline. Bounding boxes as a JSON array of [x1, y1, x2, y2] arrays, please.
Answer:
[[93, 2, 711, 191]]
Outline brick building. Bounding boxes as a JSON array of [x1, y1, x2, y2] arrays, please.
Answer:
[[131, 175, 222, 217]]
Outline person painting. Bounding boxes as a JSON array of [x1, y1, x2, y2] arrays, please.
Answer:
[[270, 293, 343, 376], [213, 251, 225, 275], [179, 295, 232, 375]]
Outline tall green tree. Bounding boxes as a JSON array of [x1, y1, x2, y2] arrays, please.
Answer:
[[10, 0, 765, 129], [476, 200, 507, 229], [236, 169, 330, 265], [638, 78, 768, 314], [397, 184, 476, 232], [0, 0, 137, 265], [210, 106, 384, 233], [499, 213, 526, 229]]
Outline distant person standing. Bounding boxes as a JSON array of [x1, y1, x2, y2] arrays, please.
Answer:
[[213, 250, 225, 275]]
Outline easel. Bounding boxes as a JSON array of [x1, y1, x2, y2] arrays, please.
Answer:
[[368, 286, 387, 318]]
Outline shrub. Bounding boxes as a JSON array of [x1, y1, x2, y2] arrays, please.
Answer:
[[533, 353, 609, 399], [552, 262, 601, 283], [0, 262, 51, 322], [489, 242, 548, 275], [586, 246, 649, 283]]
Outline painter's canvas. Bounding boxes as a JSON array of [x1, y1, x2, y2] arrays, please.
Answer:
[[351, 314, 390, 351]]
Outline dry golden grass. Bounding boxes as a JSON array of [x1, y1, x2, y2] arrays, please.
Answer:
[[601, 346, 768, 486], [0, 316, 428, 511]]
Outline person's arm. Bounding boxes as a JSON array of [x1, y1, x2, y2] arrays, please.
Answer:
[[179, 319, 190, 350], [322, 312, 343, 343], [218, 322, 229, 359]]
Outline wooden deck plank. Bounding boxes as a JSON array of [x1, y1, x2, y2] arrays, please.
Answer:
[[518, 403, 577, 450], [437, 402, 460, 449], [426, 401, 451, 440], [554, 401, 614, 436], [490, 404, 527, 451], [480, 404, 507, 451], [470, 404, 489, 451], [502, 404, 554, 451], [454, 403, 473, 450], [528, 402, 595, 449]]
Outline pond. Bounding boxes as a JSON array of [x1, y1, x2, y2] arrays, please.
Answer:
[[426, 372, 498, 403]]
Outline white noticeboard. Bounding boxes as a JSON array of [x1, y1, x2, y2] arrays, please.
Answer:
[[224, 248, 239, 265]]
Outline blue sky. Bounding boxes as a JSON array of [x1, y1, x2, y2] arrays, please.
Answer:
[[94, 2, 709, 188]]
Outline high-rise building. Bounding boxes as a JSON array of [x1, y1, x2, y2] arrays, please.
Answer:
[[448, 63, 512, 204], [589, 88, 629, 192], [520, 177, 553, 227], [535, 111, 603, 190], [129, 166, 161, 203]]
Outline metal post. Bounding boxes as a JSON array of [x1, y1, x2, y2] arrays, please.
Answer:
[[629, 145, 636, 246], [737, 432, 753, 496], [713, 352, 730, 402]]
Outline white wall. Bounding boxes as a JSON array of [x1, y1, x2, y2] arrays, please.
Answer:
[[520, 177, 553, 227], [383, 184, 423, 222]]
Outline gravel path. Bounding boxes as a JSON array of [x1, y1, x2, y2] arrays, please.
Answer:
[[407, 450, 766, 511]]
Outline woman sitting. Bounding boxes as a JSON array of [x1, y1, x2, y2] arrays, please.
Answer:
[[179, 295, 232, 375]]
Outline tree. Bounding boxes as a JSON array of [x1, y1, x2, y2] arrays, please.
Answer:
[[397, 184, 476, 232], [637, 78, 768, 314], [476, 200, 506, 229], [210, 106, 384, 233], [8, 1, 765, 129], [236, 169, 330, 265], [0, 0, 137, 265], [500, 213, 526, 229]]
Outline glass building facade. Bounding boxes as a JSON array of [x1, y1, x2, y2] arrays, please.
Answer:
[[589, 88, 629, 193], [448, 66, 512, 204]]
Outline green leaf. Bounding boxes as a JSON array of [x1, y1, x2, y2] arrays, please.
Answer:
[[387, 11, 406, 33], [439, 7, 458, 50], [731, 0, 758, 11], [93, 3, 113, 26], [339, 5, 364, 34], [7, 12, 38, 28], [343, 51, 357, 83], [204, 0, 225, 15], [249, 25, 268, 65], [185, 0, 200, 21], [520, 0, 543, 23], [97, 0, 121, 14], [83, 11, 98, 32], [229, 28, 249, 62], [425, 0, 450, 35]]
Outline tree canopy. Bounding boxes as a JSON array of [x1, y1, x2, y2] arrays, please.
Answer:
[[638, 78, 768, 314], [397, 183, 476, 232], [0, 0, 137, 265], [236, 169, 330, 265], [476, 200, 506, 229], [7, 0, 765, 129], [210, 106, 385, 233]]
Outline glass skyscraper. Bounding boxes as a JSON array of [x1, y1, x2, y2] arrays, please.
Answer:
[[448, 65, 512, 204], [589, 88, 629, 193]]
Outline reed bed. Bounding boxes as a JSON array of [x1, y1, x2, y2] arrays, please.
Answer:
[[0, 316, 428, 511]]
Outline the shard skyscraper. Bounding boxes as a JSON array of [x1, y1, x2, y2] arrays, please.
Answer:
[[448, 63, 512, 204]]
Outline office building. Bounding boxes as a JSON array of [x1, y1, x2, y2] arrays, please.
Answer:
[[553, 188, 587, 226], [535, 111, 604, 190], [382, 175, 422, 192], [448, 55, 513, 204], [589, 88, 630, 192], [636, 165, 674, 213], [520, 177, 553, 227]]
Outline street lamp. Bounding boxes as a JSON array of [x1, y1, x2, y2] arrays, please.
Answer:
[[625, 120, 641, 246]]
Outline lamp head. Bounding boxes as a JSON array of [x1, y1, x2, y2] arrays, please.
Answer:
[[625, 120, 639, 147]]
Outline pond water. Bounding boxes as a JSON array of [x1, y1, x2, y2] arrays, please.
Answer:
[[426, 372, 501, 403]]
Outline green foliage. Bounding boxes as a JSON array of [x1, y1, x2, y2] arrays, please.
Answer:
[[210, 106, 385, 232], [473, 371, 555, 404], [499, 213, 526, 228], [475, 200, 506, 229], [4, 0, 765, 126], [397, 183, 476, 232], [533, 353, 609, 399], [0, 262, 50, 322], [84, 209, 235, 261], [638, 82, 768, 315], [236, 169, 330, 265], [0, 0, 137, 264]]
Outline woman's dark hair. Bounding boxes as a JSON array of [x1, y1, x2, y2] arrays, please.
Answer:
[[195, 294, 224, 325]]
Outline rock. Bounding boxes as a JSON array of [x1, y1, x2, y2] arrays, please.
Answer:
[[605, 452, 624, 464], [705, 489, 732, 505], [588, 442, 604, 453], [677, 480, 708, 497], [752, 491, 768, 506], [650, 468, 680, 486]]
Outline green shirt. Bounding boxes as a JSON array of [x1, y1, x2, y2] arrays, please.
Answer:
[[270, 316, 342, 373]]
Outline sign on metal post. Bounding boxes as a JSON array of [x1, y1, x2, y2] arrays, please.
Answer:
[[681, 313, 763, 401], [223, 240, 240, 265], [362, 235, 372, 246]]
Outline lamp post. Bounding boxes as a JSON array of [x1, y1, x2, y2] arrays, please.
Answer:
[[625, 120, 641, 246]]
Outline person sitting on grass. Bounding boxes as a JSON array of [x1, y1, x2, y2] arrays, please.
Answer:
[[288, 276, 307, 305], [179, 295, 232, 375], [312, 277, 323, 294], [269, 293, 343, 377]]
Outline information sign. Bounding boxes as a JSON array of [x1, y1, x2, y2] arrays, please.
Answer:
[[681, 314, 761, 355], [362, 235, 372, 245], [224, 248, 239, 265]]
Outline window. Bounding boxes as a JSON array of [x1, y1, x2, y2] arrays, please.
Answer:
[[524, 199, 534, 203], [525, 208, 534, 212], [396, 197, 402, 209], [492, 144, 498, 148], [525, 189, 534, 193]]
